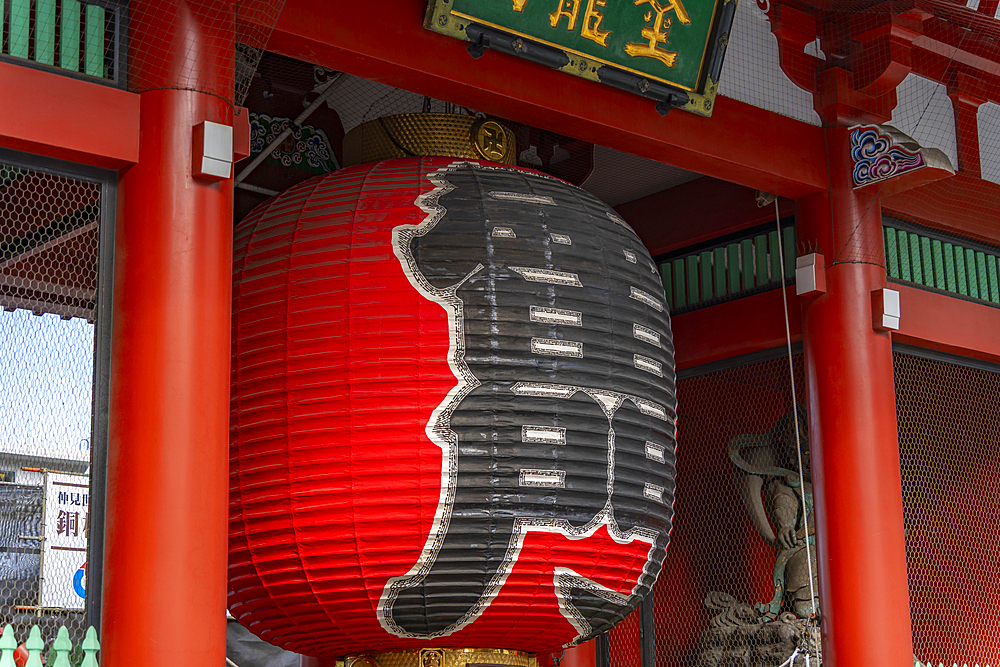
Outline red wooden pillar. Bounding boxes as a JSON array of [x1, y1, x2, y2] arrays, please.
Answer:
[[796, 127, 913, 667], [101, 1, 235, 664], [560, 641, 597, 667], [947, 72, 987, 178]]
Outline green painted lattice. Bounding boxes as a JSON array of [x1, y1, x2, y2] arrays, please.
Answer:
[[884, 224, 1000, 305], [0, 625, 99, 667], [0, 0, 113, 80], [659, 225, 796, 312]]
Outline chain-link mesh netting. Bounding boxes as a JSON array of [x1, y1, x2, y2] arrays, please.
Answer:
[[0, 166, 99, 320], [647, 354, 816, 667], [610, 606, 643, 667], [718, 0, 820, 126], [0, 0, 284, 103], [895, 351, 1000, 666], [0, 0, 126, 85], [9, 0, 1000, 272], [127, 0, 285, 105], [121, 2, 1000, 661], [233, 0, 1000, 275], [0, 159, 99, 650], [236, 61, 703, 215], [590, 0, 1000, 271], [756, 2, 1000, 268]]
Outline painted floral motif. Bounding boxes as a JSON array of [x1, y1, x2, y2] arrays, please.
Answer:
[[249, 112, 336, 175], [851, 126, 924, 188]]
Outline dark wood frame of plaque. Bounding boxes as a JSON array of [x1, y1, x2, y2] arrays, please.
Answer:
[[424, 0, 738, 117]]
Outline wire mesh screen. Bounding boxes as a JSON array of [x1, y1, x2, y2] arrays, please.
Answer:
[[669, 0, 1000, 270], [610, 604, 643, 667], [842, 7, 995, 268], [0, 165, 99, 319], [340, 72, 601, 184], [0, 158, 100, 651], [716, 0, 820, 126], [234, 0, 1000, 274], [866, 11, 998, 258], [0, 0, 287, 103], [127, 0, 285, 106], [237, 63, 702, 215], [649, 353, 817, 667], [895, 351, 1000, 666], [0, 0, 126, 85]]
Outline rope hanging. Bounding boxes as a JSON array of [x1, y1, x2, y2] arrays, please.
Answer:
[[773, 196, 820, 666]]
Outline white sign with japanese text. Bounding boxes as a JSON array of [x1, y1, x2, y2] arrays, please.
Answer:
[[41, 472, 89, 610]]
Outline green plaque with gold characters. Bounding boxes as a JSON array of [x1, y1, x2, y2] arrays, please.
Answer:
[[424, 0, 737, 116]]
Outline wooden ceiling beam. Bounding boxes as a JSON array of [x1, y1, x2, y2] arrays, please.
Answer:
[[262, 0, 829, 199]]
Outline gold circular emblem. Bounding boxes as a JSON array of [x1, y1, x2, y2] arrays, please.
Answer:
[[345, 657, 382, 667], [472, 120, 509, 162]]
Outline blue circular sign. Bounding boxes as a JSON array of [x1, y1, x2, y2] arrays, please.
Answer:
[[73, 563, 86, 599]]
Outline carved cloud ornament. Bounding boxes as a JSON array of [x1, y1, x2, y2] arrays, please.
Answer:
[[850, 124, 955, 190]]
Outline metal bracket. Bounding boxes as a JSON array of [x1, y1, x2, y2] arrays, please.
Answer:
[[597, 67, 690, 116], [464, 24, 570, 70]]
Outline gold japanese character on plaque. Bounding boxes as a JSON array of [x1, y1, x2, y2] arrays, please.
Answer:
[[550, 0, 581, 30], [624, 0, 692, 68], [550, 0, 611, 45], [581, 0, 611, 46], [513, 0, 530, 10]]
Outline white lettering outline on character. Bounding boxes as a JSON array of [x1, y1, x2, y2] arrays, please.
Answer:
[[377, 161, 671, 645]]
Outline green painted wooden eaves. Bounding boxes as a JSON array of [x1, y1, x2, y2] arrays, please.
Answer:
[[884, 224, 1000, 306], [659, 225, 796, 313], [1, 0, 113, 81]]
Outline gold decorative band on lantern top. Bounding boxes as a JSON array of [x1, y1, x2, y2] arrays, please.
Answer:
[[342, 113, 517, 167], [342, 648, 537, 667]]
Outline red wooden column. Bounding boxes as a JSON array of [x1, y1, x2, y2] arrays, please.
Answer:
[[796, 127, 913, 667], [947, 72, 987, 179], [101, 1, 235, 664], [560, 641, 597, 667]]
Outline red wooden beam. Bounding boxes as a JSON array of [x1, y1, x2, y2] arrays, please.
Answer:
[[0, 61, 138, 168], [672, 287, 801, 370], [659, 281, 1000, 374], [881, 172, 1000, 247], [893, 284, 1000, 363], [618, 176, 796, 257], [264, 0, 828, 199]]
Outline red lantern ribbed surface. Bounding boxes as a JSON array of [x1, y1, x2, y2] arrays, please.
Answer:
[[229, 158, 677, 658]]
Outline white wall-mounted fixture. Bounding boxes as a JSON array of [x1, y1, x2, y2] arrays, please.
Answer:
[[193, 121, 234, 181], [871, 288, 901, 331], [795, 253, 826, 296]]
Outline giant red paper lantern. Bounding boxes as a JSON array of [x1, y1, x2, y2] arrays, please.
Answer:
[[229, 156, 677, 657]]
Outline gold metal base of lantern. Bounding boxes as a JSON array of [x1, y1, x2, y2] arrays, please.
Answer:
[[342, 648, 537, 667], [342, 113, 517, 167]]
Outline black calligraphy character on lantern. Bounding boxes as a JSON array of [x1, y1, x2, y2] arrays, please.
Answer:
[[380, 162, 677, 643]]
